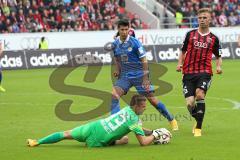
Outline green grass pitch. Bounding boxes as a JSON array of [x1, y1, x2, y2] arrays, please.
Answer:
[[0, 60, 240, 160]]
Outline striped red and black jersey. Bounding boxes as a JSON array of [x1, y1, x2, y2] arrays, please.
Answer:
[[181, 29, 222, 75]]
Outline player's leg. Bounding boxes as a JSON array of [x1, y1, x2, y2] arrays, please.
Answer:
[[111, 77, 131, 114], [27, 130, 73, 147], [111, 86, 125, 114], [133, 78, 178, 130], [185, 96, 198, 133], [182, 75, 201, 134], [193, 88, 206, 136], [186, 96, 197, 119], [193, 74, 211, 137], [145, 93, 178, 130], [0, 71, 6, 92], [182, 75, 197, 120]]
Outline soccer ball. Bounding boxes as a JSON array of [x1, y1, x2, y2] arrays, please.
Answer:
[[153, 128, 172, 145]]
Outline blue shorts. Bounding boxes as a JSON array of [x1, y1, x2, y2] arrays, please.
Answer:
[[114, 76, 154, 95]]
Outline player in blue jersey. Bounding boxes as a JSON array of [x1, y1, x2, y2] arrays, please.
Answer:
[[0, 41, 6, 92], [110, 19, 178, 131]]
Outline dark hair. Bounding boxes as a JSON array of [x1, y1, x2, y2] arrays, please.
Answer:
[[197, 8, 211, 15], [117, 19, 129, 28], [130, 94, 146, 106], [41, 37, 45, 41]]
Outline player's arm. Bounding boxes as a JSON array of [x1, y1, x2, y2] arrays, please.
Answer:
[[176, 51, 186, 72], [141, 56, 150, 90], [142, 127, 153, 136], [141, 57, 149, 77], [238, 35, 240, 47], [213, 37, 223, 74], [130, 120, 155, 146], [112, 41, 121, 78], [177, 31, 190, 72], [216, 56, 222, 74], [135, 134, 154, 146], [113, 57, 121, 78], [0, 42, 3, 57], [136, 41, 150, 91]]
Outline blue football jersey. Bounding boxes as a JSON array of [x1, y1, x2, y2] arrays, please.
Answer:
[[112, 35, 146, 78]]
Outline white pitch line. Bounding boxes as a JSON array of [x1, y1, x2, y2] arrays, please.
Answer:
[[0, 103, 232, 111], [0, 102, 54, 106], [165, 94, 240, 110], [0, 92, 58, 96], [1, 93, 239, 110]]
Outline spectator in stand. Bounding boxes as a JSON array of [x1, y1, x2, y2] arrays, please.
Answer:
[[7, 0, 17, 13], [175, 9, 183, 28], [12, 21, 20, 33], [228, 12, 237, 26], [160, 0, 240, 28], [131, 14, 142, 29], [219, 11, 228, 26], [0, 0, 144, 33], [2, 1, 10, 17], [39, 37, 48, 49]]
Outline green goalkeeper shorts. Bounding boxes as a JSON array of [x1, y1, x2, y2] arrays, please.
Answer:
[[71, 121, 105, 147]]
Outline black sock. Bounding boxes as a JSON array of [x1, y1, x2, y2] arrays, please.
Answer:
[[187, 105, 197, 119], [195, 99, 205, 129]]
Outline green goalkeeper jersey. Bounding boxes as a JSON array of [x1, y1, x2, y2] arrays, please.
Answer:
[[98, 106, 145, 144], [71, 106, 145, 147]]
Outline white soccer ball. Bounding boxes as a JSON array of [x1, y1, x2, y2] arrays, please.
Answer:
[[153, 128, 172, 145]]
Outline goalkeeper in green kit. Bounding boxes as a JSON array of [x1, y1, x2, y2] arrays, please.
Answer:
[[27, 95, 169, 147]]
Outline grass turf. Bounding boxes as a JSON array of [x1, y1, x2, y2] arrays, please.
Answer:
[[0, 59, 240, 160]]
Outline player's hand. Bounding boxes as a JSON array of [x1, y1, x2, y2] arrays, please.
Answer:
[[113, 71, 119, 78], [142, 78, 150, 92], [216, 66, 222, 74], [176, 64, 182, 72]]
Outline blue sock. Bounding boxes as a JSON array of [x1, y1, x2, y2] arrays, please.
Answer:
[[156, 102, 174, 121], [0, 72, 2, 84], [111, 98, 120, 115]]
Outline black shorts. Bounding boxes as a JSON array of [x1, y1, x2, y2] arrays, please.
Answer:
[[182, 73, 212, 98]]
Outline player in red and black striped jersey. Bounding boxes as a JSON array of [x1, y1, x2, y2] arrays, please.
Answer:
[[180, 28, 221, 75], [176, 8, 223, 137]]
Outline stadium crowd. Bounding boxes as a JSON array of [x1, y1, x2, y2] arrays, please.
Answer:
[[0, 0, 239, 33], [160, 0, 240, 27], [0, 0, 144, 33]]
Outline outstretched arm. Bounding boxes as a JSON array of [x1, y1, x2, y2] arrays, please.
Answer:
[[135, 134, 154, 146]]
